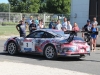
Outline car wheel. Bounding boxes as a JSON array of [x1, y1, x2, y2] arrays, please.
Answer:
[[44, 45, 57, 59], [7, 41, 17, 55]]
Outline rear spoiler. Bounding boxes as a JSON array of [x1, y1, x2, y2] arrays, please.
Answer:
[[64, 31, 99, 35], [64, 31, 99, 42]]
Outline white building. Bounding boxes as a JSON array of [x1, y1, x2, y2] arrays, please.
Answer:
[[70, 0, 99, 29]]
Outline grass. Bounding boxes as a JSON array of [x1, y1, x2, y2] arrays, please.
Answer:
[[0, 26, 29, 36]]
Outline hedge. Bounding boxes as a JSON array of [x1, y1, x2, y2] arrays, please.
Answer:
[[0, 22, 18, 26]]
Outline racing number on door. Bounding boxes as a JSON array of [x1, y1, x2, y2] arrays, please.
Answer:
[[26, 43, 28, 47]]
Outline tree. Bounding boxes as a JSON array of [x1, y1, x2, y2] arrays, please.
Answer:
[[8, 0, 40, 13], [38, 0, 47, 13], [0, 3, 9, 12], [46, 0, 71, 14]]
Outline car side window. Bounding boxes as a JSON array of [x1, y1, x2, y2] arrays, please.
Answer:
[[27, 31, 45, 38], [42, 32, 55, 38]]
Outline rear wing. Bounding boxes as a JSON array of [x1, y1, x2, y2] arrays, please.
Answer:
[[64, 31, 99, 42], [64, 31, 99, 35]]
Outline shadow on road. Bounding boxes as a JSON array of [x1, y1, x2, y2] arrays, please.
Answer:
[[0, 52, 83, 61]]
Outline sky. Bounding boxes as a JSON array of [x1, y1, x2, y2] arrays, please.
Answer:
[[0, 0, 8, 3]]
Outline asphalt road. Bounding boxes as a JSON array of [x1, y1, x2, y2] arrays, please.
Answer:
[[0, 40, 100, 75]]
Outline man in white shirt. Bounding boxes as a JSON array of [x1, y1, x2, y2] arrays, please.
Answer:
[[62, 18, 68, 29], [56, 20, 62, 30], [67, 21, 72, 31]]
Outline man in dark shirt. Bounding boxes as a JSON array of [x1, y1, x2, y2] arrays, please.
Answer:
[[16, 20, 26, 37], [49, 20, 55, 29], [82, 20, 92, 37], [29, 20, 37, 33]]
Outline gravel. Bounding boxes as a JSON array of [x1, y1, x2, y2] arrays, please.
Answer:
[[0, 61, 92, 75]]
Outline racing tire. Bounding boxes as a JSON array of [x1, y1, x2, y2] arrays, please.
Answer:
[[44, 45, 57, 60], [7, 41, 18, 55]]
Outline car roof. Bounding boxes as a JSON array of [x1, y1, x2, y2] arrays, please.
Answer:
[[36, 29, 61, 32]]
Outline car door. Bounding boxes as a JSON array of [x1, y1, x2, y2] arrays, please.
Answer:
[[21, 31, 45, 52], [21, 32, 36, 52]]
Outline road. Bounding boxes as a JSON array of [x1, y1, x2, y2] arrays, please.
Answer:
[[0, 40, 100, 75]]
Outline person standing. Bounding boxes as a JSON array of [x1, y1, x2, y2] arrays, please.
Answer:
[[16, 20, 27, 37], [67, 21, 72, 31], [62, 18, 68, 30], [49, 20, 55, 29], [56, 20, 62, 30], [90, 23, 98, 52], [35, 16, 40, 26], [72, 22, 80, 31], [72, 22, 80, 36], [27, 16, 33, 25], [92, 17, 98, 26], [82, 20, 92, 37], [29, 20, 37, 33], [37, 20, 44, 29]]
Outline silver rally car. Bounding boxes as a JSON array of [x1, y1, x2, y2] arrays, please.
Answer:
[[4, 29, 90, 59]]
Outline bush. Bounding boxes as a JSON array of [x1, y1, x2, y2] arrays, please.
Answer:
[[2, 22, 18, 26]]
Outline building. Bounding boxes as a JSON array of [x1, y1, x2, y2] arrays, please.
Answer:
[[70, 0, 99, 28]]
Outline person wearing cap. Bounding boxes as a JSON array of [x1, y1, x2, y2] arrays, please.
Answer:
[[16, 20, 27, 37], [82, 20, 92, 37], [29, 20, 37, 33]]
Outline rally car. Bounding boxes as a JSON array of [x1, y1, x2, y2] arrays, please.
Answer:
[[4, 29, 90, 59]]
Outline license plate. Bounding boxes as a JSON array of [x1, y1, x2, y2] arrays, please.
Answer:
[[80, 49, 84, 53]]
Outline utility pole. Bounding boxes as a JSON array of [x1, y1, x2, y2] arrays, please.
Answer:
[[9, 3, 10, 22]]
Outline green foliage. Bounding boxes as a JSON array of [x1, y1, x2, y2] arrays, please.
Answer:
[[8, 0, 40, 13], [2, 22, 18, 26], [46, 0, 71, 14], [38, 0, 47, 13], [0, 3, 9, 12]]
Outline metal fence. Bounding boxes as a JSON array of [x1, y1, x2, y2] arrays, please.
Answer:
[[0, 12, 70, 26]]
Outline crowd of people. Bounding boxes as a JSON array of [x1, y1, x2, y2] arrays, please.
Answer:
[[16, 16, 98, 52]]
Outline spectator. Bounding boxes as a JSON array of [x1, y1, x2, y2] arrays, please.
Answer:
[[27, 16, 33, 25], [92, 17, 98, 26], [67, 21, 72, 31], [52, 21, 57, 29], [56, 20, 62, 30], [90, 23, 98, 52], [82, 20, 92, 37], [37, 20, 44, 29], [35, 16, 40, 26], [29, 20, 37, 33], [16, 20, 27, 37], [62, 18, 68, 30], [72, 22, 80, 31], [41, 19, 44, 26], [22, 16, 26, 24], [49, 20, 55, 29]]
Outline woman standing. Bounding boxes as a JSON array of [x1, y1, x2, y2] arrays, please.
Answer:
[[72, 22, 80, 31], [37, 20, 44, 29], [91, 23, 98, 52]]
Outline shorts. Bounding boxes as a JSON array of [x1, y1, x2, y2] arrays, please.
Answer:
[[91, 36, 97, 39]]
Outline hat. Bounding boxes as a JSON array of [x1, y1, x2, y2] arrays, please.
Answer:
[[87, 20, 90, 22]]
